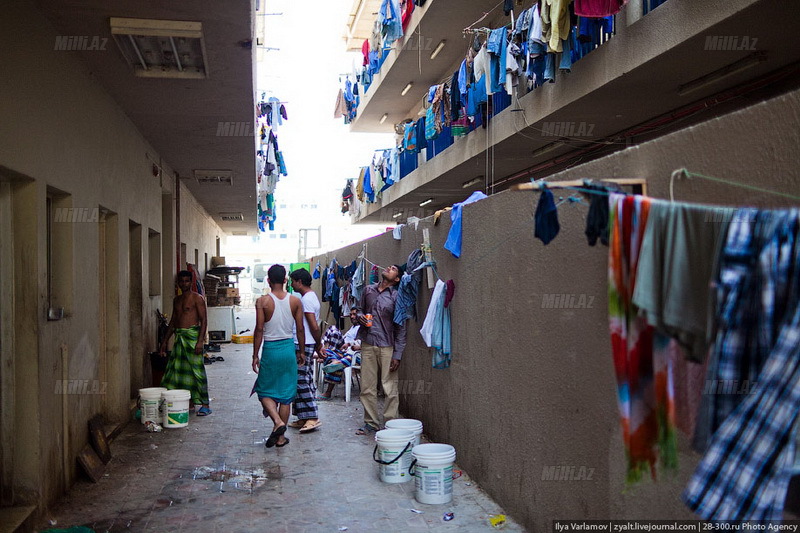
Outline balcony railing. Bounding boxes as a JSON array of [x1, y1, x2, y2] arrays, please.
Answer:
[[351, 8, 616, 195]]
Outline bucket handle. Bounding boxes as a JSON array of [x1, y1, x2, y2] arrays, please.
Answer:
[[408, 458, 417, 476], [372, 442, 411, 465]]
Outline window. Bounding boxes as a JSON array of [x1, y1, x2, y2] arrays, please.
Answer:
[[279, 234, 287, 239], [269, 234, 277, 239], [279, 204, 287, 209]]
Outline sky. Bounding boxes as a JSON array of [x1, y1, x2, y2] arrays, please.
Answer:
[[225, 0, 394, 265]]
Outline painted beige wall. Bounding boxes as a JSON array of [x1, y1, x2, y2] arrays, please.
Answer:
[[313, 87, 800, 530], [0, 0, 225, 511]]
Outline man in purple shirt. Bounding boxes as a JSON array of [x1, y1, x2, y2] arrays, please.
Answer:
[[354, 264, 407, 435]]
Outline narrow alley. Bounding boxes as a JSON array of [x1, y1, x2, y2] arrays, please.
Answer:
[[36, 339, 523, 533]]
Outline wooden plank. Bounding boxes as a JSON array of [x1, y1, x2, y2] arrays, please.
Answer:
[[510, 178, 647, 192], [77, 443, 106, 482], [88, 415, 112, 464]]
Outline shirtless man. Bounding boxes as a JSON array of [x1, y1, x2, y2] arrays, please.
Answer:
[[159, 270, 212, 415]]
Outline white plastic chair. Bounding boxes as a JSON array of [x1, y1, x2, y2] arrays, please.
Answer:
[[343, 349, 361, 403]]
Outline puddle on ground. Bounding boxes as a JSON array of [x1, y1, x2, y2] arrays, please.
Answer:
[[191, 464, 282, 492]]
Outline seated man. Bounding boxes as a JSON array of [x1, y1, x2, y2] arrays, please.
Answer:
[[316, 309, 361, 400]]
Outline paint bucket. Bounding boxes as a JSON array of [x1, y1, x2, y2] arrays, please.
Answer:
[[411, 443, 457, 504], [385, 419, 423, 447], [138, 387, 167, 425], [161, 389, 191, 428], [373, 429, 415, 484]]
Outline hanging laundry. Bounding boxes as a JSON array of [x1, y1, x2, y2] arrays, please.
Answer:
[[400, 0, 415, 32], [487, 27, 508, 95], [583, 182, 614, 246], [541, 0, 571, 53], [533, 188, 560, 245], [394, 248, 424, 325], [352, 258, 366, 305], [392, 225, 403, 240], [684, 209, 800, 522], [379, 0, 404, 46], [312, 261, 321, 280], [363, 166, 375, 203], [444, 191, 488, 258], [369, 265, 379, 283], [692, 208, 799, 453], [608, 193, 676, 483], [632, 200, 735, 362], [574, 0, 628, 17], [420, 279, 451, 369]]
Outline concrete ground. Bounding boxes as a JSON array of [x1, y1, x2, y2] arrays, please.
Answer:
[[39, 340, 524, 533]]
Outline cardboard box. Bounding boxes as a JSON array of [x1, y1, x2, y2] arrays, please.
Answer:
[[210, 256, 226, 267], [219, 288, 239, 297], [231, 334, 253, 344]]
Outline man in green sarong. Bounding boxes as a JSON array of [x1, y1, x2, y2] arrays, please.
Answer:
[[159, 270, 211, 416]]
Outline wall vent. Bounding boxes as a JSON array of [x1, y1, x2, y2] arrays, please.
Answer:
[[110, 18, 208, 79], [194, 170, 233, 185], [219, 213, 244, 222]]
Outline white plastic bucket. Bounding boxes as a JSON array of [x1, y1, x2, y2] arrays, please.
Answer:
[[385, 419, 423, 447], [373, 429, 415, 484], [411, 443, 457, 504], [139, 387, 167, 425], [161, 389, 191, 428]]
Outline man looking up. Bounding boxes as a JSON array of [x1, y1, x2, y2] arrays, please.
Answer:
[[252, 264, 306, 448], [353, 264, 406, 435], [159, 270, 211, 416], [288, 268, 323, 433]]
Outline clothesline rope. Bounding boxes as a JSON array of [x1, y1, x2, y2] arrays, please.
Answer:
[[462, 0, 505, 33], [674, 168, 800, 202]]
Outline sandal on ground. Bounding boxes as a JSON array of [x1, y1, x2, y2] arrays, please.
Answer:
[[287, 420, 306, 429], [197, 406, 212, 416], [265, 424, 287, 448], [215, 356, 225, 362], [299, 420, 322, 433], [315, 395, 332, 401], [355, 424, 377, 436], [276, 438, 290, 448]]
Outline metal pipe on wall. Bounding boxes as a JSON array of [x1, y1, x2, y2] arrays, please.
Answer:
[[175, 172, 180, 275]]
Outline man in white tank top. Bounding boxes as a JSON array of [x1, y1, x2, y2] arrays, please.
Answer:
[[251, 265, 306, 448]]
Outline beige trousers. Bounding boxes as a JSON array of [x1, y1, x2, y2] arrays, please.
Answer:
[[360, 343, 398, 429]]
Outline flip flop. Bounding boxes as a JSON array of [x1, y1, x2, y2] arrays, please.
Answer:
[[275, 438, 290, 448], [315, 395, 332, 401], [265, 424, 287, 448], [287, 420, 306, 429], [197, 406, 212, 416], [299, 420, 322, 433], [215, 356, 225, 362]]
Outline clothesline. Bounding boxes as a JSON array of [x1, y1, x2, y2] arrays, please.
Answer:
[[672, 168, 800, 202]]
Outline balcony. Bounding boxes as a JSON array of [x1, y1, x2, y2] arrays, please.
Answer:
[[347, 0, 800, 223]]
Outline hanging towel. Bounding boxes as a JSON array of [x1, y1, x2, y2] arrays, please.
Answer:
[[444, 191, 488, 258], [632, 200, 735, 362], [608, 193, 677, 484], [420, 279, 451, 368], [534, 188, 560, 245]]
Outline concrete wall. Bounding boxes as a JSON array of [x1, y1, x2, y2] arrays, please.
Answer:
[[0, 0, 225, 512], [313, 88, 800, 530]]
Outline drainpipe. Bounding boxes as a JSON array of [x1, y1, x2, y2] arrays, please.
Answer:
[[175, 172, 181, 274]]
